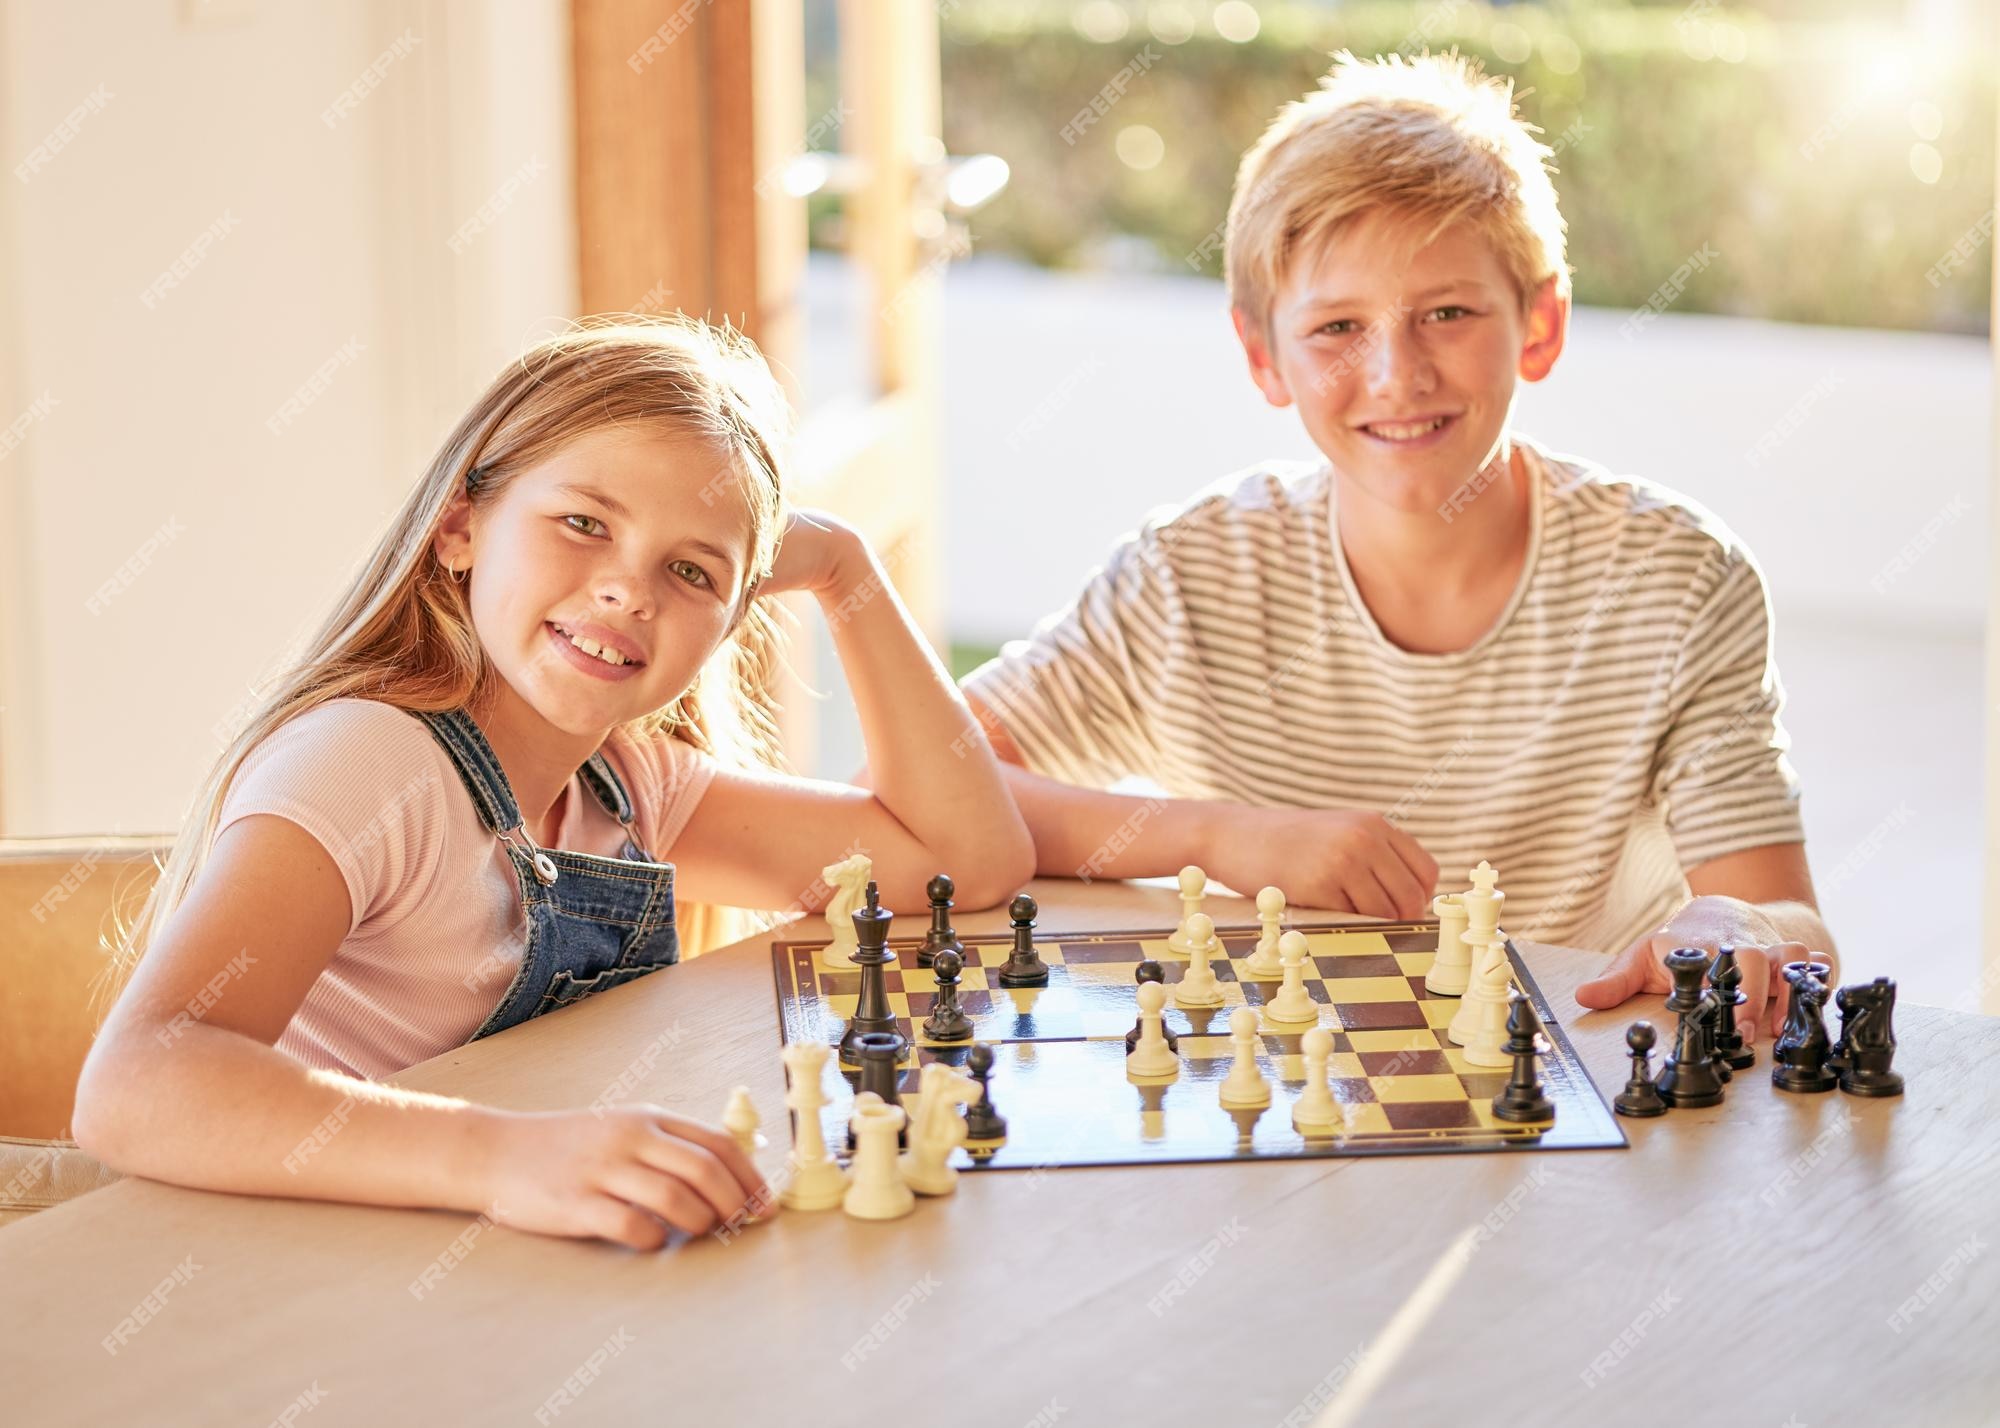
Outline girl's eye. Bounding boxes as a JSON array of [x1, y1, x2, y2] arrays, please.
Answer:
[[670, 559, 712, 589], [561, 514, 606, 537]]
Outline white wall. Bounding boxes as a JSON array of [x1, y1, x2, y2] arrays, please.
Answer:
[[0, 0, 578, 837]]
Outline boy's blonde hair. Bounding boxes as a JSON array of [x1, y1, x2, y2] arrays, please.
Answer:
[[1226, 50, 1570, 332], [102, 315, 793, 1005]]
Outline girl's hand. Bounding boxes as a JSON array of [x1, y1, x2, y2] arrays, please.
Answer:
[[760, 507, 868, 600], [481, 1105, 774, 1250]]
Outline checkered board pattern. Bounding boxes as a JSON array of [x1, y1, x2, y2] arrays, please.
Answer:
[[771, 919, 1625, 1169]]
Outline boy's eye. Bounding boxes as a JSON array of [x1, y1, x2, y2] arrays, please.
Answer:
[[1315, 318, 1360, 336], [1425, 305, 1473, 322], [561, 514, 606, 537], [670, 559, 712, 589]]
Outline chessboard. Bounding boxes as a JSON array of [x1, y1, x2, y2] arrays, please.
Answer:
[[770, 918, 1627, 1169]]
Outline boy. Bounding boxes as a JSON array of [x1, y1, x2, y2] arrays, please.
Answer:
[[963, 52, 1835, 1042]]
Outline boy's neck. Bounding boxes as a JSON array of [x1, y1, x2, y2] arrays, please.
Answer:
[[1332, 441, 1534, 655]]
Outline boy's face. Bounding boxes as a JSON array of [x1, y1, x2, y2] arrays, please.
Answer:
[[436, 426, 755, 739], [1235, 212, 1567, 514]]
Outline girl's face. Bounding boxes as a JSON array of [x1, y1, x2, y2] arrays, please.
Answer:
[[446, 426, 757, 737]]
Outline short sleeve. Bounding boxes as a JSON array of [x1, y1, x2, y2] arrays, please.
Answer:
[[1651, 549, 1807, 868], [960, 523, 1182, 789], [601, 725, 720, 859], [216, 700, 452, 936]]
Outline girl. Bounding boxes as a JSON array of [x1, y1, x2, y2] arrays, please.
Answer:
[[73, 316, 1033, 1251]]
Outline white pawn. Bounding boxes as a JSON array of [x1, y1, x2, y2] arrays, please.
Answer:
[[1174, 913, 1225, 1008], [1244, 886, 1286, 979], [1218, 1006, 1272, 1108], [778, 1044, 849, 1211], [899, 1062, 976, 1197], [1164, 865, 1207, 958], [1127, 980, 1180, 1079], [722, 1086, 760, 1154], [1292, 1026, 1342, 1133], [1262, 929, 1319, 1027], [1425, 892, 1472, 996], [842, 1099, 915, 1221]]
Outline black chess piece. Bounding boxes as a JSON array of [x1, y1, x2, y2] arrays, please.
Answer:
[[852, 1032, 908, 1149], [1613, 1021, 1668, 1118], [963, 1042, 1007, 1140], [837, 882, 904, 1064], [918, 873, 965, 969], [1710, 945, 1756, 1071], [1655, 947, 1725, 1109], [1835, 977, 1905, 1098], [997, 892, 1050, 988], [1772, 960, 1838, 1093], [921, 948, 974, 1042], [1125, 959, 1180, 1054], [1492, 990, 1556, 1124]]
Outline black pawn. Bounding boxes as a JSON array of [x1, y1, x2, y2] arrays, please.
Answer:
[[1656, 947, 1725, 1109], [1710, 945, 1756, 1071], [963, 1042, 1007, 1140], [1613, 1021, 1668, 1118], [1772, 960, 1838, 1094], [1492, 990, 1555, 1124], [852, 1032, 907, 1149], [1836, 976, 1905, 1098], [997, 892, 1050, 988], [918, 873, 964, 969], [1125, 959, 1180, 1053], [837, 881, 903, 1065], [922, 949, 974, 1042]]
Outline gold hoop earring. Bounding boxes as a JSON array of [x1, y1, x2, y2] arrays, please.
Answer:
[[447, 562, 468, 586]]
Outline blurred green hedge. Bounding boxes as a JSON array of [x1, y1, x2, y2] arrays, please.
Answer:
[[914, 1, 1993, 334]]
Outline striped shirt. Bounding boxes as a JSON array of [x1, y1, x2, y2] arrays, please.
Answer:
[[962, 433, 1805, 954]]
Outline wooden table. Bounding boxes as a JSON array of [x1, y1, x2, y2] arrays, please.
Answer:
[[7, 880, 1997, 1426]]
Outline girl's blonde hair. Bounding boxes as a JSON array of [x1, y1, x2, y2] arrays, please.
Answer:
[[99, 315, 793, 1012], [1225, 50, 1571, 334]]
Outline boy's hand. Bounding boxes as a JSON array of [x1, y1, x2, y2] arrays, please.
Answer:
[[760, 507, 868, 601], [481, 1105, 774, 1251], [1574, 894, 1833, 1044], [1208, 806, 1439, 921]]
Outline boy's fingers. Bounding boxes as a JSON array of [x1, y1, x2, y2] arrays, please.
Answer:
[[1575, 934, 1658, 1011], [1384, 823, 1440, 896], [1734, 948, 1770, 1045], [1371, 854, 1429, 922]]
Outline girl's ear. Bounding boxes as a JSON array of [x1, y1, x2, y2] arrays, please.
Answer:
[[432, 489, 475, 570]]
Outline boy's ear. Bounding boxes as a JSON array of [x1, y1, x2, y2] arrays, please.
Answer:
[[1517, 276, 1569, 383], [1231, 306, 1294, 409]]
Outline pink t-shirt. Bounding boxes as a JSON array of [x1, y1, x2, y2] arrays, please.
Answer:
[[214, 698, 716, 1079]]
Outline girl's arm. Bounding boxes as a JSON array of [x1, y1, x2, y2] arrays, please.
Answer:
[[668, 511, 1034, 915], [74, 814, 767, 1249]]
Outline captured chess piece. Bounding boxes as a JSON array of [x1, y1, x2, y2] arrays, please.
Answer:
[[837, 882, 903, 1065], [963, 1042, 1007, 1140], [1126, 960, 1180, 1053], [1834, 976, 1905, 1098], [778, 1043, 849, 1211], [1491, 990, 1555, 1124], [1655, 947, 1725, 1109], [997, 893, 1050, 988], [842, 1099, 915, 1221], [922, 948, 974, 1042], [1772, 960, 1838, 1094], [899, 1061, 977, 1196], [918, 873, 964, 969], [1613, 1021, 1668, 1118], [722, 1086, 761, 1153], [1709, 945, 1756, 1072]]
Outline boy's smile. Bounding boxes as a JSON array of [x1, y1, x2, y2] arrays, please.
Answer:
[[1236, 211, 1566, 515]]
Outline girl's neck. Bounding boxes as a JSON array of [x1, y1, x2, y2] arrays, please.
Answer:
[[466, 682, 604, 844]]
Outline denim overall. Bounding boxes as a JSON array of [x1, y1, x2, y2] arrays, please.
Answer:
[[414, 708, 681, 1039]]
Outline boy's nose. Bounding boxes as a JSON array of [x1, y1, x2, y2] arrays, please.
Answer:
[[1363, 322, 1436, 399]]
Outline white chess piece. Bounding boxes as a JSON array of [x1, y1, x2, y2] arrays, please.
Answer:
[[1127, 980, 1180, 1078], [1174, 913, 1225, 1008], [899, 1062, 976, 1196], [842, 1100, 915, 1220], [722, 1085, 761, 1154], [817, 853, 874, 969], [1462, 860, 1505, 944], [1262, 929, 1319, 1027], [1292, 1026, 1342, 1133], [1453, 931, 1516, 1066], [1218, 1006, 1272, 1109], [1425, 892, 1472, 996], [779, 1043, 849, 1211], [1244, 886, 1286, 979], [1164, 865, 1207, 958]]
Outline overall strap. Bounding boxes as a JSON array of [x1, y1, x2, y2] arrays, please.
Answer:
[[409, 708, 521, 834]]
